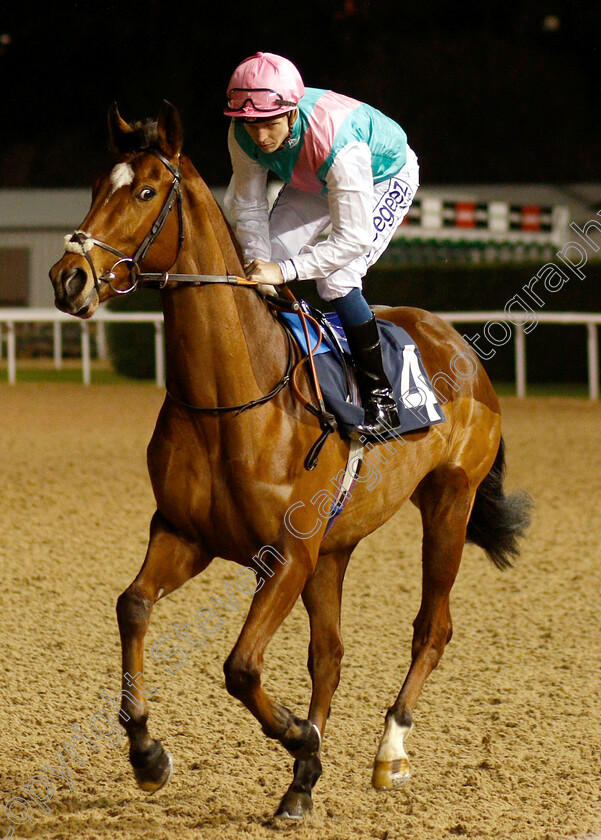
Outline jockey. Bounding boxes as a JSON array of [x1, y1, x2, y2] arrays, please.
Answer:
[[223, 51, 419, 436]]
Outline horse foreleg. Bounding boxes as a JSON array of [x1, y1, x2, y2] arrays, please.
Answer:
[[116, 511, 211, 792], [223, 550, 321, 768], [275, 548, 351, 819], [372, 466, 472, 791]]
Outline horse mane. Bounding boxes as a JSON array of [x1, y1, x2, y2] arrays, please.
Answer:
[[111, 118, 161, 156]]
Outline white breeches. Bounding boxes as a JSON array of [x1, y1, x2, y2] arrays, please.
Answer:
[[269, 147, 419, 301]]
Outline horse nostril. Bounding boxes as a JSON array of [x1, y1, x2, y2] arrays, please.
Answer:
[[61, 266, 88, 298]]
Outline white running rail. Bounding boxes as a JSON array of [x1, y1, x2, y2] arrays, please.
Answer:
[[440, 311, 601, 401], [0, 308, 599, 400], [0, 309, 164, 388]]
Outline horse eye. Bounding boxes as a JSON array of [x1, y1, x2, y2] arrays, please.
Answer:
[[138, 187, 157, 201]]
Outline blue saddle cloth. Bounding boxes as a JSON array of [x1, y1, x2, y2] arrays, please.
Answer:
[[279, 306, 445, 439]]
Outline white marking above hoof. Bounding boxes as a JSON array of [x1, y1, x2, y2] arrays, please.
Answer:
[[312, 722, 322, 752], [372, 716, 412, 789]]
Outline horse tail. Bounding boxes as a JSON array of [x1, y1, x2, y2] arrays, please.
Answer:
[[466, 436, 533, 571]]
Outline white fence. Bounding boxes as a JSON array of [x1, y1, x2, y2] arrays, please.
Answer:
[[441, 311, 600, 401], [0, 309, 165, 388], [0, 308, 599, 400]]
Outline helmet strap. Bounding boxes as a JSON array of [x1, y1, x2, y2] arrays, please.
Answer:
[[286, 109, 298, 141]]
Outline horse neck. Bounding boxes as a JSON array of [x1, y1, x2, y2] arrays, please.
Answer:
[[161, 162, 283, 408]]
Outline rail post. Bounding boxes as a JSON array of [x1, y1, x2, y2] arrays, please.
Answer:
[[81, 321, 91, 385], [587, 322, 599, 401], [53, 321, 62, 370], [154, 318, 165, 388], [7, 321, 16, 384], [515, 324, 526, 398]]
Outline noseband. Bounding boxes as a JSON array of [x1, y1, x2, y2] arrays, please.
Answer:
[[65, 148, 185, 295]]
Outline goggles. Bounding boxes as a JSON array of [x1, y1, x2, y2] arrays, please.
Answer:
[[226, 88, 297, 112]]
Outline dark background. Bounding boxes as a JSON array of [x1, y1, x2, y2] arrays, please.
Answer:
[[0, 0, 599, 188]]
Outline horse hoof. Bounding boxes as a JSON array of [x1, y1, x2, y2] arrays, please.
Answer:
[[371, 757, 411, 790], [275, 791, 313, 820], [132, 748, 173, 793]]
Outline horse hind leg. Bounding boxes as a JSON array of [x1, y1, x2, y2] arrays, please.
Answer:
[[372, 465, 472, 790], [116, 511, 211, 793], [275, 548, 351, 820]]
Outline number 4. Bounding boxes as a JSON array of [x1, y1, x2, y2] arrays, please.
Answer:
[[400, 345, 442, 422]]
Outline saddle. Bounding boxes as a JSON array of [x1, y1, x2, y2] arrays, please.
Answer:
[[272, 296, 444, 457]]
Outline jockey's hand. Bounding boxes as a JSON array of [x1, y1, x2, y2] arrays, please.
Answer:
[[245, 259, 285, 285]]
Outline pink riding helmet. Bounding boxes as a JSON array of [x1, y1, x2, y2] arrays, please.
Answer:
[[224, 51, 305, 118]]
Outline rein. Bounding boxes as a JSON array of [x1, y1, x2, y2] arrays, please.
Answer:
[[65, 146, 337, 468]]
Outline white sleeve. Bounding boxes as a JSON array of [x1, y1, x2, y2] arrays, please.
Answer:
[[223, 123, 272, 262], [284, 142, 374, 281]]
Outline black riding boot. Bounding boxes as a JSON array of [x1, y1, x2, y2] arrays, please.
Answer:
[[344, 315, 401, 437]]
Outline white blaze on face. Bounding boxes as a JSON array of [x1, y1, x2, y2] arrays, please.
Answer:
[[110, 162, 135, 194]]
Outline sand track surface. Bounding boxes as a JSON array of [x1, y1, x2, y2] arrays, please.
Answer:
[[1, 385, 600, 840]]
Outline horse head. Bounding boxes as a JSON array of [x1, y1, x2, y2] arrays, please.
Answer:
[[49, 101, 184, 318]]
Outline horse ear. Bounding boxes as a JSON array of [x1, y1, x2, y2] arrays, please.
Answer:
[[157, 100, 184, 158], [108, 103, 133, 155]]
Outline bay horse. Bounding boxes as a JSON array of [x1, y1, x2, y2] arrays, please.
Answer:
[[49, 101, 531, 820]]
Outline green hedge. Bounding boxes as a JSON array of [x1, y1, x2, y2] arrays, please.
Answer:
[[106, 288, 163, 379], [362, 263, 597, 313]]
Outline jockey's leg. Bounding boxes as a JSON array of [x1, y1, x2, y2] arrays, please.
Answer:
[[338, 302, 402, 435], [317, 151, 420, 437]]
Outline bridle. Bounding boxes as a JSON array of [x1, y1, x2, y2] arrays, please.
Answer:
[[66, 148, 263, 294], [64, 145, 336, 467], [66, 149, 186, 296], [65, 146, 292, 409]]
